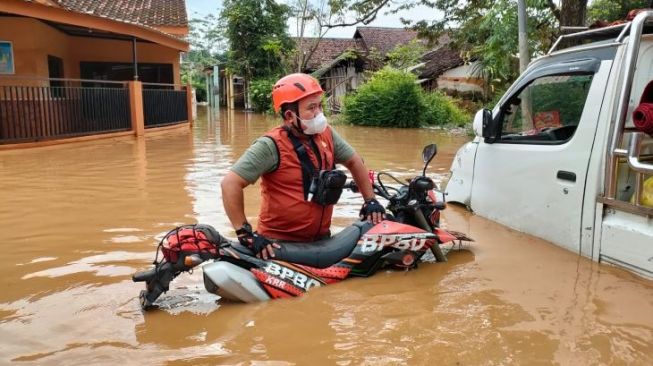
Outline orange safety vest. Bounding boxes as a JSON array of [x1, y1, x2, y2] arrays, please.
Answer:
[[257, 125, 335, 242]]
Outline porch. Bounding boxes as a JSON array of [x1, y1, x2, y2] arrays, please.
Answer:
[[0, 0, 190, 146]]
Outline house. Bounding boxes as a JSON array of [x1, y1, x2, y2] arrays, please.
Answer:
[[296, 27, 484, 112], [292, 27, 424, 112], [295, 37, 363, 112], [298, 27, 485, 111], [353, 26, 421, 58], [0, 0, 191, 147], [417, 46, 486, 99]]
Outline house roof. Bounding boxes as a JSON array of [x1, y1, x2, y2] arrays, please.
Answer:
[[296, 29, 459, 78], [55, 0, 187, 27], [9, 0, 189, 50], [418, 46, 464, 79], [295, 37, 361, 71], [353, 26, 419, 56]]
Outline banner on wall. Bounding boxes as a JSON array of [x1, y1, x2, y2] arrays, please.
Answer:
[[0, 41, 15, 74]]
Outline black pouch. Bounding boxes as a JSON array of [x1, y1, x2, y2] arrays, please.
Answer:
[[310, 169, 347, 206]]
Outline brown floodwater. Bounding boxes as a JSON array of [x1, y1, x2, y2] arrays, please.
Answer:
[[0, 107, 652, 365]]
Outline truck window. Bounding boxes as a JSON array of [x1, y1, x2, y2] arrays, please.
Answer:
[[497, 73, 594, 144]]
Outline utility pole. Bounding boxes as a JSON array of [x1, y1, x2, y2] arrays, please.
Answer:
[[517, 0, 531, 127], [517, 0, 529, 73]]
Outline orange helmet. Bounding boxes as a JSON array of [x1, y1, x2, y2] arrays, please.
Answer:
[[272, 73, 323, 113]]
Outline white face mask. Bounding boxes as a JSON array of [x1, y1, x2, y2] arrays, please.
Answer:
[[297, 112, 328, 135]]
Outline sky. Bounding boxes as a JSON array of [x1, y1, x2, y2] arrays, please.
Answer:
[[185, 0, 442, 39]]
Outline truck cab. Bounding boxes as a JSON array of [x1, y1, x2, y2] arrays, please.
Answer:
[[446, 11, 653, 278]]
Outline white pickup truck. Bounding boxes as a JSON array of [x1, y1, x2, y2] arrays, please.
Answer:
[[446, 11, 653, 278]]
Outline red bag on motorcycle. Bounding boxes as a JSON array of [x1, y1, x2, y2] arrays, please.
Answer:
[[158, 224, 224, 263]]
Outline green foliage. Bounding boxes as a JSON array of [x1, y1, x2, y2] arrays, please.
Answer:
[[343, 68, 470, 128], [387, 40, 427, 69], [463, 0, 557, 93], [182, 13, 225, 103], [405, 0, 561, 99], [249, 77, 277, 113], [588, 0, 649, 23], [220, 0, 293, 79], [343, 68, 425, 128], [289, 0, 393, 71], [422, 91, 470, 127]]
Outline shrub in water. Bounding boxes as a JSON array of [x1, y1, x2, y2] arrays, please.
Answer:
[[422, 91, 470, 127], [343, 68, 425, 128], [250, 77, 276, 114]]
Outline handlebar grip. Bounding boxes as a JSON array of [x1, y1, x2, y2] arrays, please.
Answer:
[[344, 181, 359, 193]]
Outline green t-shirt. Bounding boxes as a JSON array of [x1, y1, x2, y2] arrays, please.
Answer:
[[232, 128, 355, 183]]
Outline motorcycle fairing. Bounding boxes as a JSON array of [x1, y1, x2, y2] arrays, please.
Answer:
[[434, 228, 457, 243], [365, 220, 429, 235]]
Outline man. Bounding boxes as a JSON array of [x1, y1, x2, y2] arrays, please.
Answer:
[[221, 73, 384, 259]]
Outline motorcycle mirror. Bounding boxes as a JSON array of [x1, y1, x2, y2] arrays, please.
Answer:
[[421, 144, 437, 176]]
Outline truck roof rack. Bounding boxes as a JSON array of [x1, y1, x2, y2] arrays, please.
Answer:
[[547, 20, 653, 55]]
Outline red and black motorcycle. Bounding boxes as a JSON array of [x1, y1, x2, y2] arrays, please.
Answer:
[[133, 144, 472, 309]]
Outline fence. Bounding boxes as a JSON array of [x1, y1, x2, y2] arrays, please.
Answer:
[[0, 78, 131, 144], [0, 77, 192, 146], [142, 83, 188, 128]]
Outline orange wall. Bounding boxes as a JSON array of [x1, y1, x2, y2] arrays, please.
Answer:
[[0, 17, 182, 86], [70, 37, 181, 84], [0, 17, 72, 86]]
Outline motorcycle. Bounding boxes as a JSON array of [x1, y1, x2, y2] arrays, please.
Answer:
[[133, 144, 472, 309]]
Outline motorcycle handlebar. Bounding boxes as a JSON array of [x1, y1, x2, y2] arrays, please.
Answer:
[[344, 181, 392, 200]]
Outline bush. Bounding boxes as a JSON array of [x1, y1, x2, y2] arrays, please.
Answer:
[[343, 68, 425, 128], [421, 91, 470, 127], [250, 77, 276, 113], [343, 68, 471, 128]]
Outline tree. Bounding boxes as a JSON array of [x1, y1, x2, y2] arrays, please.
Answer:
[[182, 14, 225, 102], [401, 0, 597, 97], [405, 0, 558, 93], [290, 0, 393, 72], [386, 39, 427, 69], [588, 0, 650, 23], [220, 0, 294, 79], [560, 0, 588, 27]]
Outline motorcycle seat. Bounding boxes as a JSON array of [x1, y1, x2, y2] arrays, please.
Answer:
[[231, 221, 373, 268]]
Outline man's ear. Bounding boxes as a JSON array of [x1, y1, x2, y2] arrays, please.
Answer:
[[284, 110, 294, 122]]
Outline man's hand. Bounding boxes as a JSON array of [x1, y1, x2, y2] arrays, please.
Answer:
[[236, 223, 280, 260], [360, 198, 385, 224]]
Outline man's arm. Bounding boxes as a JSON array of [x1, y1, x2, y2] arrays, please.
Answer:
[[342, 152, 374, 200], [222, 138, 278, 227], [221, 171, 250, 229], [342, 153, 385, 224]]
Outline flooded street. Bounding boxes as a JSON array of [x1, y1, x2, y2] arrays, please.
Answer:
[[1, 107, 652, 365]]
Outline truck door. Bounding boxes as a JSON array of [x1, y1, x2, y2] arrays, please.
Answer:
[[470, 58, 612, 253]]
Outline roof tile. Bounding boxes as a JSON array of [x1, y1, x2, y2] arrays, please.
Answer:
[[354, 27, 419, 56], [295, 37, 360, 70], [56, 0, 187, 27]]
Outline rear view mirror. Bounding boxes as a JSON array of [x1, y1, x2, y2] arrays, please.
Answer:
[[473, 110, 484, 136], [473, 108, 498, 143], [422, 144, 437, 163], [421, 144, 437, 176]]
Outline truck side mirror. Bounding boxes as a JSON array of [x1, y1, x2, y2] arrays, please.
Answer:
[[473, 108, 497, 143]]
